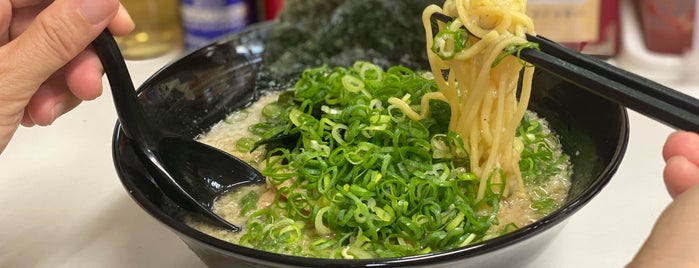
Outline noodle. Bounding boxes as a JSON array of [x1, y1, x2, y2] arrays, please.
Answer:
[[190, 0, 573, 259], [396, 0, 536, 200]]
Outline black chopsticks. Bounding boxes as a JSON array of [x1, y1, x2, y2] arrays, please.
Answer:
[[431, 12, 699, 132], [528, 34, 699, 116], [521, 35, 699, 132]]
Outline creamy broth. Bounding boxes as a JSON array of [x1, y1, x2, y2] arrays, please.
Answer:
[[189, 92, 282, 244], [196, 93, 280, 164], [189, 89, 571, 254], [495, 112, 571, 230]]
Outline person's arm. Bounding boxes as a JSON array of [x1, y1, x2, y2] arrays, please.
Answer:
[[627, 131, 699, 267], [0, 0, 134, 154]]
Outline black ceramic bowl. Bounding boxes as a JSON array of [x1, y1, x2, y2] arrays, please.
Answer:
[[112, 23, 629, 268]]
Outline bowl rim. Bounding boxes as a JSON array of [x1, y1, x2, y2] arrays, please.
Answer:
[[113, 112, 629, 266], [111, 22, 631, 267]]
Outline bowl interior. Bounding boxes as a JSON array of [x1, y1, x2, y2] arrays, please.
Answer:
[[112, 23, 629, 267]]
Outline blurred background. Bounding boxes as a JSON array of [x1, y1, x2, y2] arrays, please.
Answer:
[[115, 0, 283, 59], [115, 0, 697, 83]]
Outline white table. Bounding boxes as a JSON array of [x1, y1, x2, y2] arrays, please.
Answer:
[[1, 2, 698, 267]]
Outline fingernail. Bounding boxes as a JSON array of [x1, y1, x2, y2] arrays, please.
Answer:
[[80, 0, 116, 25], [50, 103, 66, 124]]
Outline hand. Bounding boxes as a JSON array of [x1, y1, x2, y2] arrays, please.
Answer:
[[627, 131, 699, 267], [0, 0, 134, 154], [662, 131, 699, 198]]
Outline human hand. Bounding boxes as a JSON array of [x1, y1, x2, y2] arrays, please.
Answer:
[[662, 131, 699, 198], [0, 0, 135, 154], [626, 131, 699, 267]]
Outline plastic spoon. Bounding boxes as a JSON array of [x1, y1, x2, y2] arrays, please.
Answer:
[[92, 30, 265, 231]]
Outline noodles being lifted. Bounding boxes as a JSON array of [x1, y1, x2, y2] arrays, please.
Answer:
[[192, 0, 572, 259], [394, 0, 537, 200]]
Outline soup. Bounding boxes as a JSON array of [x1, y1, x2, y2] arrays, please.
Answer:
[[189, 62, 571, 259]]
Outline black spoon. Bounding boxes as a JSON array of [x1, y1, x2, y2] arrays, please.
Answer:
[[92, 30, 265, 231]]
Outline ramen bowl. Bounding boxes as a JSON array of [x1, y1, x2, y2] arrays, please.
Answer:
[[112, 22, 629, 268]]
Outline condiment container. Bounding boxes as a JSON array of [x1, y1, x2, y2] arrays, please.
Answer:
[[179, 0, 253, 50], [637, 0, 695, 54], [527, 0, 621, 57], [256, 0, 284, 21], [115, 0, 183, 60]]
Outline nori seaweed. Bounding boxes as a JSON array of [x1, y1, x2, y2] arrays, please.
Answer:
[[258, 0, 445, 89]]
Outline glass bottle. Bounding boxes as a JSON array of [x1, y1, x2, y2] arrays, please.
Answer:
[[116, 0, 183, 60], [179, 0, 252, 51]]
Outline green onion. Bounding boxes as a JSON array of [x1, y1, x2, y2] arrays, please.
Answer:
[[235, 137, 257, 153], [224, 111, 248, 124], [239, 190, 259, 216], [491, 41, 540, 68], [261, 102, 283, 120], [233, 62, 568, 259], [432, 24, 469, 60]]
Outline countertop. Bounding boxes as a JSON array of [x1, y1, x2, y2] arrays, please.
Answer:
[[2, 1, 699, 267]]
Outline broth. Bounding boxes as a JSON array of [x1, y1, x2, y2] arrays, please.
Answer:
[[188, 88, 571, 257]]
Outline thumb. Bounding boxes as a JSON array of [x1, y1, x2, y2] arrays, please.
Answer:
[[0, 0, 120, 153], [3, 0, 119, 92]]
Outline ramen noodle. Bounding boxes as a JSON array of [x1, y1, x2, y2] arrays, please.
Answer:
[[188, 0, 571, 259]]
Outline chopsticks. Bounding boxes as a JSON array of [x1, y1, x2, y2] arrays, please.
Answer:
[[522, 35, 699, 132], [430, 12, 699, 132]]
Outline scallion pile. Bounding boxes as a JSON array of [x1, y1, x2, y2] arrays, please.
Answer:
[[230, 61, 564, 258]]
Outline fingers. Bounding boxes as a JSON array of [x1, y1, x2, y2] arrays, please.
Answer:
[[0, 0, 132, 154], [64, 48, 104, 101], [662, 131, 699, 198], [61, 2, 134, 102], [1, 0, 133, 127], [9, 0, 53, 9], [23, 74, 82, 126], [21, 48, 104, 127], [2, 0, 120, 92], [663, 131, 699, 163], [7, 1, 132, 39], [664, 156, 699, 198], [627, 183, 699, 267], [20, 47, 105, 126], [19, 1, 134, 126], [0, 1, 11, 44], [22, 49, 103, 127], [108, 3, 135, 36], [0, 0, 119, 127]]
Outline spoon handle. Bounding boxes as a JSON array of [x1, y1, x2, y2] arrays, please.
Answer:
[[92, 30, 241, 231], [91, 30, 161, 146]]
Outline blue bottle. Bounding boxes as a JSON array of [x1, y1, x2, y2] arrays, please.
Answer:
[[180, 0, 252, 50]]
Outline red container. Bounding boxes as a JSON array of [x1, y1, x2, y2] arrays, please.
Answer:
[[581, 0, 622, 57], [257, 0, 283, 21], [527, 0, 621, 57], [637, 0, 695, 54]]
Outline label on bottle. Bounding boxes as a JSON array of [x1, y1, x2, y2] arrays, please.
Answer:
[[527, 0, 600, 43], [180, 0, 250, 50]]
